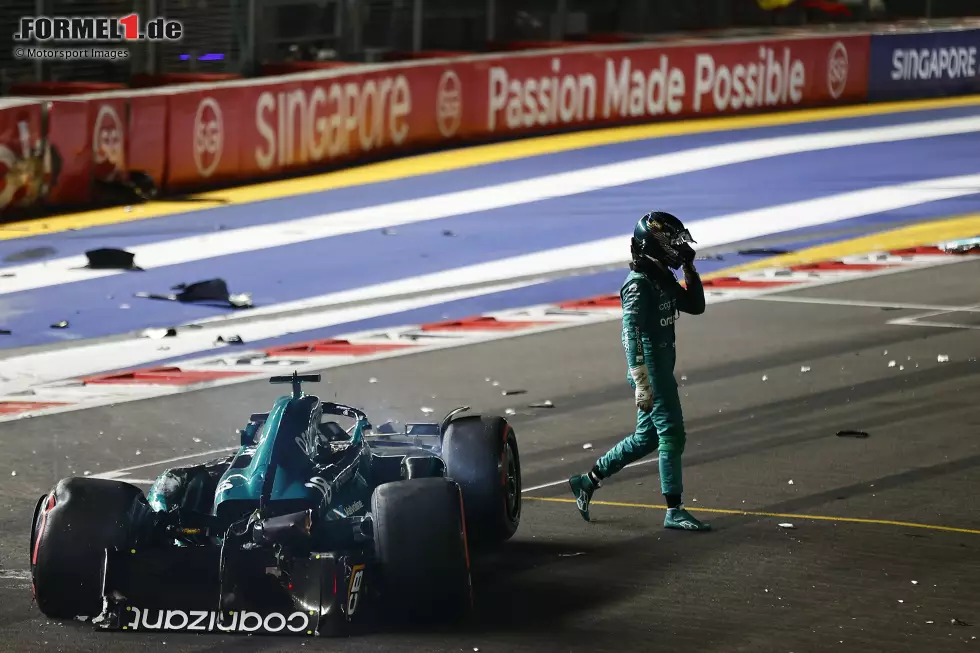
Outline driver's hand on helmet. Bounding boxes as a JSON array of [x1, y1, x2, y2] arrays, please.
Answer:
[[677, 243, 697, 268]]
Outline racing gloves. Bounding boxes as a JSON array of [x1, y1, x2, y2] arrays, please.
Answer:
[[630, 365, 653, 413], [678, 243, 697, 268]]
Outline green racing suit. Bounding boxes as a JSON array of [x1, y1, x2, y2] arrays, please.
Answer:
[[594, 265, 705, 496]]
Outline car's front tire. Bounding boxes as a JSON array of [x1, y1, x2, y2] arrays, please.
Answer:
[[30, 477, 147, 619], [442, 415, 522, 547]]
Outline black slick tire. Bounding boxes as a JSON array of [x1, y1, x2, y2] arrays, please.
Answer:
[[442, 415, 521, 546], [30, 477, 146, 619], [371, 477, 472, 624]]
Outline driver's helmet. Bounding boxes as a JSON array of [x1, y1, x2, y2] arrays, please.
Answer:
[[631, 211, 695, 270], [317, 420, 348, 441]]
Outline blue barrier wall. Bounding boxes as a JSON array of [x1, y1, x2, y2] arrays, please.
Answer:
[[869, 28, 980, 100]]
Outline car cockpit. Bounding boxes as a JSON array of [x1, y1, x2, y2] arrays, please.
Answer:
[[317, 419, 349, 442]]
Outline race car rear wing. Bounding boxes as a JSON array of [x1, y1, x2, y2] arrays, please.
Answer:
[[270, 371, 322, 399]]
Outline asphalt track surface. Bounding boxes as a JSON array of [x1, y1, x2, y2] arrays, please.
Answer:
[[1, 257, 979, 653]]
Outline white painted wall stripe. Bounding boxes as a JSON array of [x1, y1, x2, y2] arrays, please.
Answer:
[[0, 115, 978, 296]]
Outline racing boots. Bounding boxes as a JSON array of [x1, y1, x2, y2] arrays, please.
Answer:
[[664, 504, 711, 531], [568, 472, 601, 522]]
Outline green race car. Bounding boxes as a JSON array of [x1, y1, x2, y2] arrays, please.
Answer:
[[29, 372, 522, 635]]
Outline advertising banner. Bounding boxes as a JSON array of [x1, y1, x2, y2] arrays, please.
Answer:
[[45, 99, 94, 206], [162, 34, 869, 190], [89, 97, 129, 187], [166, 87, 244, 188], [9, 28, 965, 210], [868, 29, 980, 100], [164, 63, 454, 188], [127, 94, 169, 188], [469, 35, 869, 137], [0, 100, 62, 215]]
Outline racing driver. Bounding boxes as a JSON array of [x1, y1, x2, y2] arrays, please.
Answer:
[[569, 211, 710, 531]]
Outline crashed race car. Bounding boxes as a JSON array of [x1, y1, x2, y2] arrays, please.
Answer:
[[29, 372, 522, 635]]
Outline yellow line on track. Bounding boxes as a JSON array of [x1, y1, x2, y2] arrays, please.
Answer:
[[525, 496, 980, 536], [1, 94, 979, 241]]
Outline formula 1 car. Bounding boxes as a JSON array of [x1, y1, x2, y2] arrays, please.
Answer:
[[29, 372, 522, 635]]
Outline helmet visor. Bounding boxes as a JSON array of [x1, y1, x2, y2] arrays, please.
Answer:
[[669, 229, 696, 247]]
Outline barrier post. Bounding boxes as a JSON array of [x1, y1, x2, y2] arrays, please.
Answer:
[[34, 0, 46, 83], [413, 0, 425, 52], [486, 0, 496, 42], [350, 0, 364, 57], [334, 0, 346, 58], [146, 0, 159, 75], [245, 0, 257, 75], [551, 0, 568, 41]]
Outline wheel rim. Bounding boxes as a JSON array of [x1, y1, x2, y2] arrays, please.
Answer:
[[502, 440, 520, 522]]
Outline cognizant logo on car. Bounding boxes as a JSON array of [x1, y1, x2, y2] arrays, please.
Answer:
[[124, 608, 311, 633]]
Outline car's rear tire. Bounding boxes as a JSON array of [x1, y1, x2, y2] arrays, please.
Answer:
[[371, 478, 472, 624], [442, 415, 521, 547], [30, 477, 147, 619]]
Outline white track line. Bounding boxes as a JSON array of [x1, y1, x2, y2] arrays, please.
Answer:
[[522, 457, 662, 493], [887, 318, 980, 330], [1, 115, 979, 295], [887, 301, 980, 321]]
